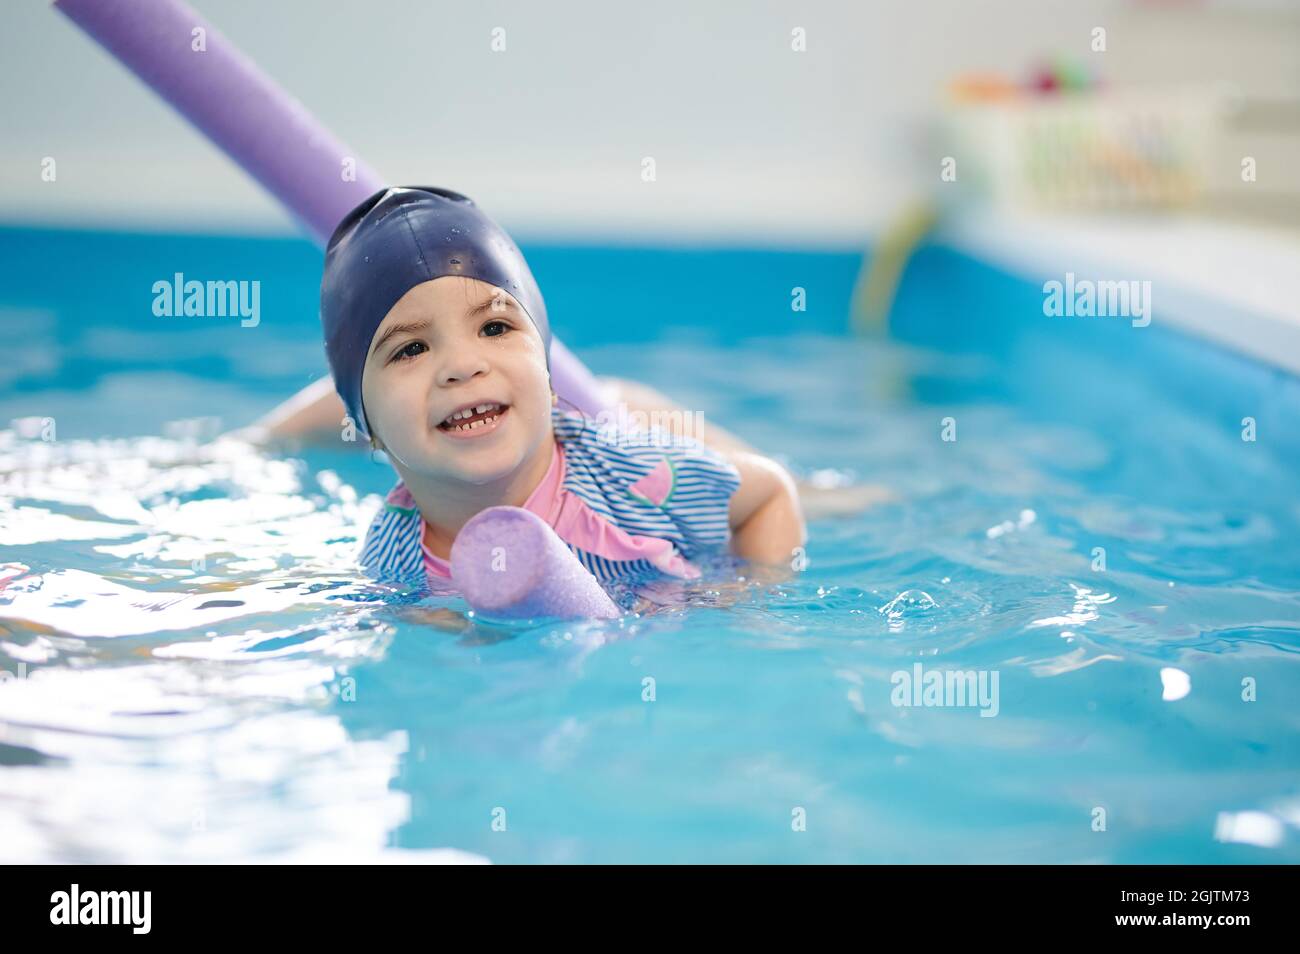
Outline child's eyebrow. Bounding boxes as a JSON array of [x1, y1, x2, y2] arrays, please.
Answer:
[[370, 318, 431, 357], [370, 297, 519, 357], [467, 294, 519, 318]]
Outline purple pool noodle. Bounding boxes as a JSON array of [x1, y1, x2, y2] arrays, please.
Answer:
[[55, 0, 379, 245], [451, 508, 619, 620], [548, 338, 612, 419], [53, 0, 611, 419]]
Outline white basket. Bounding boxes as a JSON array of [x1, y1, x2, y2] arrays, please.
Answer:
[[938, 89, 1226, 212]]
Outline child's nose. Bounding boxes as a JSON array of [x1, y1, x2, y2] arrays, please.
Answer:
[[436, 349, 491, 386]]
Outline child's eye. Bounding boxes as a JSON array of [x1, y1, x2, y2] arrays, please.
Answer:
[[482, 320, 510, 337], [391, 340, 427, 363]]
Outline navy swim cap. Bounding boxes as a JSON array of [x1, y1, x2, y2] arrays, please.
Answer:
[[320, 185, 551, 439]]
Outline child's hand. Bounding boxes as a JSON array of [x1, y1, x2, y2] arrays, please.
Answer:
[[795, 480, 897, 520], [241, 375, 348, 445]]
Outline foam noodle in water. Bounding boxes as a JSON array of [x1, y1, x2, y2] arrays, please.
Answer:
[[450, 508, 619, 620]]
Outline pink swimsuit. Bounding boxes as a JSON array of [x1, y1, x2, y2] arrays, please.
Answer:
[[359, 406, 742, 590]]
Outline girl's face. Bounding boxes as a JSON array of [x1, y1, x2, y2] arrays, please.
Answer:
[[360, 276, 552, 486]]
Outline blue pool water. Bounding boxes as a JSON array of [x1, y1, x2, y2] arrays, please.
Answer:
[[1, 225, 1297, 863]]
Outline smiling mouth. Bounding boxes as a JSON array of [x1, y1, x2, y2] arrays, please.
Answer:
[[437, 402, 509, 433]]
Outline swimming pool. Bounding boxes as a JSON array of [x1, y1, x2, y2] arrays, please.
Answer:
[[1, 224, 1297, 863]]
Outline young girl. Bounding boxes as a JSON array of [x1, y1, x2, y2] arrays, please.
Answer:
[[304, 185, 808, 599]]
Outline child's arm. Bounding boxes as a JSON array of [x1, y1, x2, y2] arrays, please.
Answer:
[[243, 373, 761, 448], [601, 373, 894, 517], [243, 374, 893, 526], [230, 375, 345, 445], [601, 376, 760, 458], [724, 450, 807, 566], [601, 376, 806, 567]]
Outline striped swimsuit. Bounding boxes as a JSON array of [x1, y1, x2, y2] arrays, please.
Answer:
[[358, 405, 742, 596]]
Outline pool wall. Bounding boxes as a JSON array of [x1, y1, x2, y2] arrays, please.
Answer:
[[886, 240, 1300, 470]]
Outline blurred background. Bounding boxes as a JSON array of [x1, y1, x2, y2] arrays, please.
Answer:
[[1, 0, 1298, 435], [4, 0, 1298, 244]]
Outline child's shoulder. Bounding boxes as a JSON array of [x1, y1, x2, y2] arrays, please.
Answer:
[[379, 480, 419, 514], [357, 480, 425, 584], [553, 406, 737, 471], [550, 406, 741, 522]]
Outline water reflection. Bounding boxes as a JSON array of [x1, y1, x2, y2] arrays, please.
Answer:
[[0, 430, 486, 862]]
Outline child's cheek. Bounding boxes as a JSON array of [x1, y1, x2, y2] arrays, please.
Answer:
[[369, 371, 424, 440]]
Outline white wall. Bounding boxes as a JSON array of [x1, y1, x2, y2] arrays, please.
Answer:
[[2, 0, 1295, 246]]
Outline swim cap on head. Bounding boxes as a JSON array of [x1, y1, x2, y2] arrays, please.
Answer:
[[320, 185, 551, 439]]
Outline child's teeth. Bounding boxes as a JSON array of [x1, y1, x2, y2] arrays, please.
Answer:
[[448, 410, 500, 431], [443, 403, 505, 427]]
